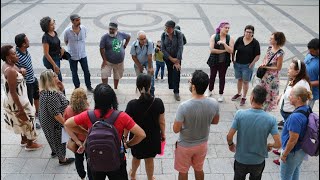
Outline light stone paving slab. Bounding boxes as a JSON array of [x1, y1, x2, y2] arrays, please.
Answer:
[[1, 0, 319, 179]]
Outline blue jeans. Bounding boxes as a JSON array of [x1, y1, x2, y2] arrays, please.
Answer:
[[134, 61, 155, 96], [280, 149, 306, 180], [164, 59, 180, 94], [280, 109, 292, 123], [69, 57, 92, 89], [155, 61, 165, 79], [234, 62, 253, 82], [43, 55, 62, 81]]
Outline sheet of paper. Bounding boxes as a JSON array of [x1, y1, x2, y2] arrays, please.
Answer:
[[61, 127, 70, 144]]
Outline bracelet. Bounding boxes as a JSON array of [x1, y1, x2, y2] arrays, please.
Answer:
[[228, 142, 234, 146]]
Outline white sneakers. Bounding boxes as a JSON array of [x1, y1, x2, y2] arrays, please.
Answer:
[[218, 94, 224, 102]]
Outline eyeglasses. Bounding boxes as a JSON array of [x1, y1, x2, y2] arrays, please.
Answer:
[[245, 31, 253, 34], [138, 38, 146, 41], [188, 79, 192, 84]]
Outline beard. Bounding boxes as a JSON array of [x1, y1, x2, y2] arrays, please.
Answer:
[[108, 32, 117, 37]]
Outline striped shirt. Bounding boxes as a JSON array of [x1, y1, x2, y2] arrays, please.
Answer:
[[16, 47, 35, 84]]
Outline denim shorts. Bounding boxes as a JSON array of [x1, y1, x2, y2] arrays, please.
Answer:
[[234, 62, 253, 82]]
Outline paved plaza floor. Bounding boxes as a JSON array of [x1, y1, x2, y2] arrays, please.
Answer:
[[1, 0, 319, 179]]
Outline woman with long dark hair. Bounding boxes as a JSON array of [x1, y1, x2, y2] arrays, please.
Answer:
[[125, 74, 166, 180]]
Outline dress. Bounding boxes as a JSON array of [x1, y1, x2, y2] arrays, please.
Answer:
[[125, 97, 165, 159], [259, 46, 284, 111], [2, 67, 37, 139], [39, 90, 68, 158]]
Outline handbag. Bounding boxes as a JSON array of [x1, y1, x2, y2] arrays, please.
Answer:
[[206, 53, 219, 67], [256, 49, 281, 79], [67, 138, 78, 153]]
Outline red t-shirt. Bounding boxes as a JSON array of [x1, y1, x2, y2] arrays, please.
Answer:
[[74, 109, 136, 140], [64, 106, 88, 142]]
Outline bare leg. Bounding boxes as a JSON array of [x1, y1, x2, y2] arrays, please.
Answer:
[[178, 172, 188, 180], [102, 78, 108, 84], [242, 81, 249, 98], [34, 99, 39, 113], [237, 79, 243, 95], [114, 79, 119, 89], [130, 157, 140, 179], [144, 158, 155, 180], [194, 170, 204, 180]]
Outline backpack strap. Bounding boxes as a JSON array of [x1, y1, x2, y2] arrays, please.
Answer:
[[294, 106, 312, 119], [214, 34, 230, 45], [87, 110, 121, 125]]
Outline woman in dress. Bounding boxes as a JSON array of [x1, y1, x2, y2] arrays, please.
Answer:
[[39, 69, 74, 165], [1, 45, 42, 150], [40, 16, 65, 81], [259, 32, 286, 111], [125, 74, 166, 180], [272, 59, 311, 165]]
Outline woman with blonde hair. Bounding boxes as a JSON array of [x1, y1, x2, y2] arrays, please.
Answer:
[[272, 59, 311, 165], [39, 69, 74, 165], [280, 86, 313, 179], [1, 45, 42, 150], [64, 88, 92, 180]]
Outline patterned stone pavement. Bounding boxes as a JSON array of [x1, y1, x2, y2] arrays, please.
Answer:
[[1, 0, 319, 179]]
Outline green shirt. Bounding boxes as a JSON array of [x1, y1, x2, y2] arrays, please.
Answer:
[[155, 51, 164, 62]]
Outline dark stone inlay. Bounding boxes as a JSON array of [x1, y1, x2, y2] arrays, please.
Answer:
[[1, 0, 16, 8], [262, 0, 319, 38], [236, 0, 305, 61], [93, 10, 179, 33], [110, 13, 162, 28], [55, 3, 85, 36], [194, 4, 215, 36], [1, 0, 44, 27]]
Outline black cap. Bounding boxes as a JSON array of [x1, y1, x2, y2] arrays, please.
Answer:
[[165, 20, 175, 28], [70, 14, 80, 21], [175, 25, 181, 30], [109, 22, 118, 29]]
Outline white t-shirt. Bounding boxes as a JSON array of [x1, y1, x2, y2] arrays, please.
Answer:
[[281, 79, 311, 112]]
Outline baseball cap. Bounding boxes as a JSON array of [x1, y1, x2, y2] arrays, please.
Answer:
[[109, 22, 118, 29], [70, 14, 80, 21], [165, 20, 175, 28]]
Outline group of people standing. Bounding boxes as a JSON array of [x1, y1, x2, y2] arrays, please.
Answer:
[[1, 12, 319, 180]]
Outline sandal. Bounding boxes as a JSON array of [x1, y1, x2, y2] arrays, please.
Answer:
[[129, 169, 136, 180], [59, 158, 75, 165]]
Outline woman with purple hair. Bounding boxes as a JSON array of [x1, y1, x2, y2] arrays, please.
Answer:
[[207, 21, 235, 102]]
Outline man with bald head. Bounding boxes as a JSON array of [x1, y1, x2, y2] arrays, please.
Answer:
[[130, 30, 155, 96]]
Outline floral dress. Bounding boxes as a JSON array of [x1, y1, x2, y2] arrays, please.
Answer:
[[259, 46, 284, 111], [2, 67, 37, 139]]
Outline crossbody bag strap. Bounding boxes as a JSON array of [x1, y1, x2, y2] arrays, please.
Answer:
[[144, 98, 155, 116], [266, 48, 282, 66]]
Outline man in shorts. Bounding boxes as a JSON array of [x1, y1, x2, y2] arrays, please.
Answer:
[[173, 70, 220, 180], [15, 33, 41, 129], [99, 22, 131, 89]]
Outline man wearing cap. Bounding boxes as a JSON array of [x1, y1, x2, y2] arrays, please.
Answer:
[[130, 30, 155, 96], [161, 20, 184, 101], [63, 14, 94, 92], [99, 22, 131, 89]]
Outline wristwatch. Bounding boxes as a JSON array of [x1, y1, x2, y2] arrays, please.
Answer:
[[228, 142, 234, 146]]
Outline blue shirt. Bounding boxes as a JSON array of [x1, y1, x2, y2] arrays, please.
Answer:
[[281, 105, 309, 152], [305, 53, 319, 100], [231, 109, 278, 164], [130, 40, 153, 63], [15, 47, 35, 84], [63, 25, 87, 60]]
